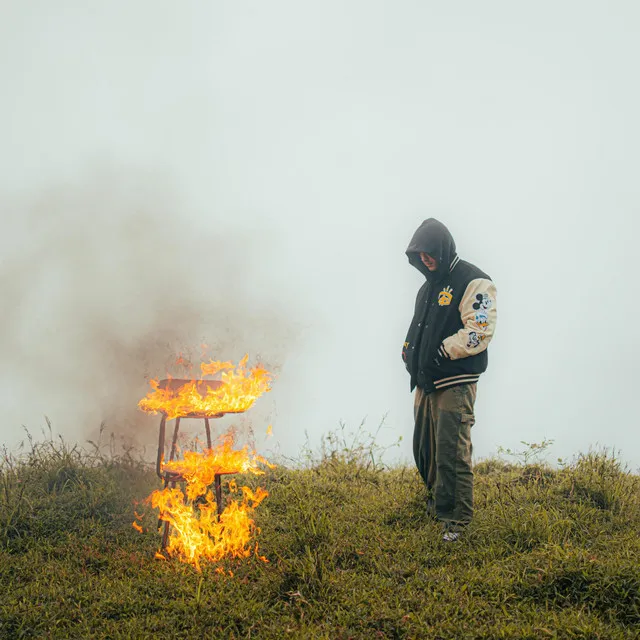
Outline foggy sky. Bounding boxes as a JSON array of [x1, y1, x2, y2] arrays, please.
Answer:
[[1, 1, 639, 470]]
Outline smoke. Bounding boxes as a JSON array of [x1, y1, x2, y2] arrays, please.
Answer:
[[0, 166, 300, 451]]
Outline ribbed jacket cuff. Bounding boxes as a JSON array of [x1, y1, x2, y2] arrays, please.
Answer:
[[437, 344, 451, 360]]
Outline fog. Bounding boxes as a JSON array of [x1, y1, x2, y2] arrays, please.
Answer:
[[1, 1, 639, 470]]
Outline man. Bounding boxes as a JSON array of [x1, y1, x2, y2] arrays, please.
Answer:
[[402, 218, 497, 542]]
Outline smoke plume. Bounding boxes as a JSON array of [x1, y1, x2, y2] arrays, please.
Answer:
[[0, 167, 298, 451]]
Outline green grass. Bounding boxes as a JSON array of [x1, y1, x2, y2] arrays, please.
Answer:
[[1, 427, 638, 639]]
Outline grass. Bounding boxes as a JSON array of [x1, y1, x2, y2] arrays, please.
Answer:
[[0, 424, 639, 639]]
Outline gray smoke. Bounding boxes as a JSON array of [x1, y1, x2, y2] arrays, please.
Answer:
[[0, 167, 298, 451]]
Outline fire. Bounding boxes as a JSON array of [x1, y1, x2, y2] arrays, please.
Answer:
[[149, 480, 269, 571], [135, 432, 273, 571], [135, 355, 275, 571], [161, 434, 272, 500], [138, 355, 272, 420]]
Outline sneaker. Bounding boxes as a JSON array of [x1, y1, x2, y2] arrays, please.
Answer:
[[442, 522, 464, 542], [442, 530, 460, 542]]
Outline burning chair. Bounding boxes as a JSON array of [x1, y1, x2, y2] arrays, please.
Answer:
[[154, 379, 242, 550], [138, 358, 273, 560]]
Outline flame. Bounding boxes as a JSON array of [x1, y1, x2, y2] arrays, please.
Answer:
[[161, 433, 273, 500], [150, 483, 269, 571], [138, 355, 272, 420], [142, 431, 273, 571], [137, 355, 274, 570], [200, 359, 234, 376]]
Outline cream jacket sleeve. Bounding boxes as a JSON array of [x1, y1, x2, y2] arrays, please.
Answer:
[[438, 279, 497, 361]]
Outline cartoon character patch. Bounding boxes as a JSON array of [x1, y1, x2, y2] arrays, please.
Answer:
[[438, 286, 453, 306], [472, 293, 492, 312], [466, 331, 486, 349], [474, 311, 489, 330]]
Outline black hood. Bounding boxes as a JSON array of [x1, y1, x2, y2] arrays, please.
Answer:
[[406, 218, 458, 281]]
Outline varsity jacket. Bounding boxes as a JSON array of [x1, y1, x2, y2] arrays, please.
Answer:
[[402, 218, 497, 393]]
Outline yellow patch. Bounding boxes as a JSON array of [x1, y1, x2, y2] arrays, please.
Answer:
[[438, 286, 453, 306]]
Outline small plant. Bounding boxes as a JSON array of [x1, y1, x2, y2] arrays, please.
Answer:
[[497, 438, 555, 466], [320, 415, 403, 471]]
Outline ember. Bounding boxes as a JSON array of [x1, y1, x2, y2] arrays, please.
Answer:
[[135, 355, 274, 570]]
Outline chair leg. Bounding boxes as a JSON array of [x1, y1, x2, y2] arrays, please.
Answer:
[[169, 417, 181, 462], [159, 479, 177, 550], [161, 519, 170, 550], [156, 414, 167, 479], [215, 474, 223, 519], [204, 417, 212, 449]]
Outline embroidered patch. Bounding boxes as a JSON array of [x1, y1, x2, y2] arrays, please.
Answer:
[[474, 311, 488, 330], [472, 293, 492, 312], [467, 331, 486, 349], [438, 286, 453, 306]]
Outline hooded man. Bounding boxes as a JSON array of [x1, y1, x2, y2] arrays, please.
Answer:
[[402, 218, 497, 541]]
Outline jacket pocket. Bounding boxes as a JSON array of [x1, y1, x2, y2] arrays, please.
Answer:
[[460, 412, 475, 427], [426, 347, 453, 379]]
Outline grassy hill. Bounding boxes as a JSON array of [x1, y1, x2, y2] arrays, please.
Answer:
[[1, 428, 638, 639]]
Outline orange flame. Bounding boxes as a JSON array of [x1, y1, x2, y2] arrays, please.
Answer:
[[162, 433, 274, 499], [149, 434, 272, 571], [150, 483, 268, 571], [137, 355, 272, 420]]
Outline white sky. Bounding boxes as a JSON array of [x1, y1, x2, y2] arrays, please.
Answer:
[[1, 1, 639, 470]]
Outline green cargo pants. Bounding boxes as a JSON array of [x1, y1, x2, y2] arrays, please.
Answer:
[[413, 383, 477, 529]]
